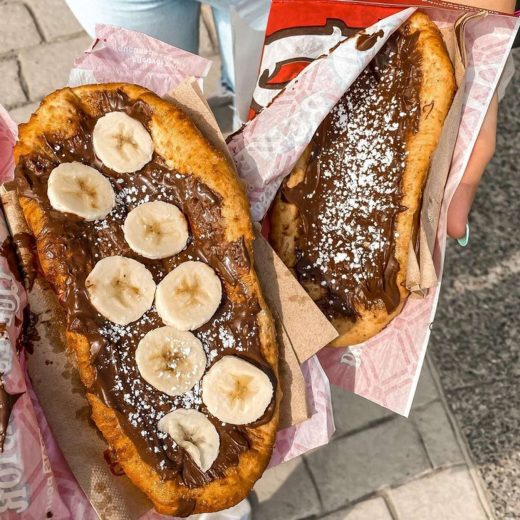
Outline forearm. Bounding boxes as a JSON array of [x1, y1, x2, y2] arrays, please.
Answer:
[[450, 0, 515, 13], [495, 0, 516, 13]]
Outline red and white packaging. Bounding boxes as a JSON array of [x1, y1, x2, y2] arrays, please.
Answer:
[[228, 7, 416, 220], [229, 0, 519, 415]]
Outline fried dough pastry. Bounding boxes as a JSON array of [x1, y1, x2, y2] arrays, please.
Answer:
[[14, 83, 279, 516], [270, 12, 456, 347]]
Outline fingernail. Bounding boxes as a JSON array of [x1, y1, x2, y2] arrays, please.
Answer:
[[457, 223, 470, 247]]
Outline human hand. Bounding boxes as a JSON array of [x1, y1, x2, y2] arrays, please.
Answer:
[[447, 93, 499, 245]]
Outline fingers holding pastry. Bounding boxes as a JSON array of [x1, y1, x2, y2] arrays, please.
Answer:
[[448, 94, 498, 241]]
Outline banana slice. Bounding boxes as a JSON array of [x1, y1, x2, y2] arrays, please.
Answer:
[[92, 112, 154, 173], [155, 261, 222, 331], [85, 256, 156, 325], [123, 201, 189, 259], [158, 409, 219, 472], [202, 356, 273, 425], [47, 162, 115, 221], [135, 326, 206, 396]]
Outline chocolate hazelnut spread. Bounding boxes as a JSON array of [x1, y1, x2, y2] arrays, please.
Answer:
[[0, 379, 23, 453], [356, 29, 385, 51], [0, 236, 24, 285], [281, 27, 422, 321], [14, 89, 275, 488]]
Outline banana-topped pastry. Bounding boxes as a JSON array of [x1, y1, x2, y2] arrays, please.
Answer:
[[14, 83, 279, 516], [270, 12, 456, 347]]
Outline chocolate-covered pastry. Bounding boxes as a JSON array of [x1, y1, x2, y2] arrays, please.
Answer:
[[14, 83, 279, 515], [270, 12, 456, 346]]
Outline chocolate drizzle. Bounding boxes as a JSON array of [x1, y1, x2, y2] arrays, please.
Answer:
[[356, 29, 385, 51], [12, 232, 38, 290], [0, 236, 23, 285], [281, 27, 422, 321], [0, 379, 23, 452], [15, 89, 274, 486]]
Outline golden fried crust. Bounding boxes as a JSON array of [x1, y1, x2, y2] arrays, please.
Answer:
[[15, 83, 279, 516], [270, 12, 456, 347]]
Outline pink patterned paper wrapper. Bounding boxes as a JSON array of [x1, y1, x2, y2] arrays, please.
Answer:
[[0, 105, 96, 519], [232, 2, 519, 416], [0, 24, 335, 519], [268, 357, 334, 467], [69, 24, 212, 96]]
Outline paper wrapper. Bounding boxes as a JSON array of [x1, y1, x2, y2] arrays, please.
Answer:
[[227, 7, 416, 221], [232, 0, 519, 415], [0, 105, 97, 520], [0, 24, 337, 520], [69, 24, 211, 95]]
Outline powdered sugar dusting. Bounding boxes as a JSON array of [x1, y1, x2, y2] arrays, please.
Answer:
[[284, 32, 421, 318]]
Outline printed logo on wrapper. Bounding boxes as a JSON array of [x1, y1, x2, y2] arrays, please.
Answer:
[[0, 273, 21, 328], [0, 271, 29, 515], [340, 347, 363, 369], [0, 335, 28, 514], [252, 19, 363, 112], [228, 8, 417, 221], [0, 422, 29, 515]]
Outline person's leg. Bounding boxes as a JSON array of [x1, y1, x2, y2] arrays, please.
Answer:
[[210, 5, 235, 93], [65, 0, 200, 53]]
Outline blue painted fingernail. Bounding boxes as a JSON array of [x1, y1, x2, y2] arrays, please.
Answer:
[[457, 223, 470, 247]]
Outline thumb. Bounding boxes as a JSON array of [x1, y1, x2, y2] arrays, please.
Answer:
[[447, 94, 498, 240], [447, 181, 478, 239]]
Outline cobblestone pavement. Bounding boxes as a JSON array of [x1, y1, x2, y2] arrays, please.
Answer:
[[0, 0, 223, 124], [0, 1, 517, 519], [252, 358, 494, 520]]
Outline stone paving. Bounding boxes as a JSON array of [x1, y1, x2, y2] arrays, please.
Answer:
[[430, 49, 520, 520], [252, 358, 494, 520], [0, 0, 225, 125], [0, 1, 517, 519]]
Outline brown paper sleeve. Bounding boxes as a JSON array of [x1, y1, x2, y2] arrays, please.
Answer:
[[252, 234, 338, 428], [166, 78, 235, 165], [405, 14, 483, 294]]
